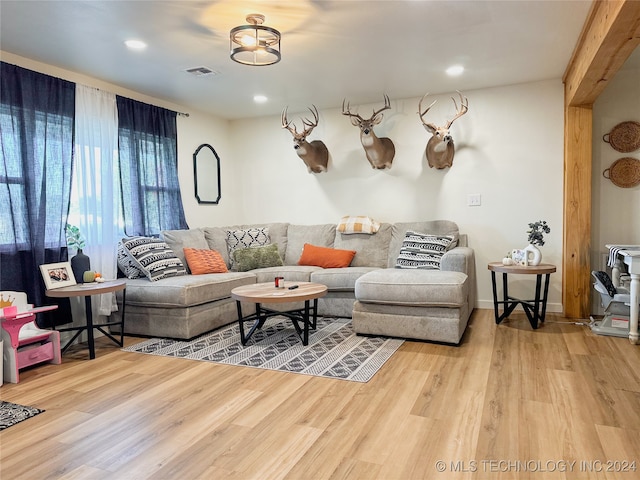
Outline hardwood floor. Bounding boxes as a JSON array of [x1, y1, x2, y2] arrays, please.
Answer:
[[1, 309, 639, 479]]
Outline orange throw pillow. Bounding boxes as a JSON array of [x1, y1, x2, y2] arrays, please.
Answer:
[[297, 243, 356, 268], [183, 248, 228, 274]]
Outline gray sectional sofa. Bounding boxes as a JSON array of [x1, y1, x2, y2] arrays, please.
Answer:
[[112, 220, 476, 344]]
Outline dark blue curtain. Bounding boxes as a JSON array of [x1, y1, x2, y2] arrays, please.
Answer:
[[116, 96, 187, 236], [0, 62, 74, 324]]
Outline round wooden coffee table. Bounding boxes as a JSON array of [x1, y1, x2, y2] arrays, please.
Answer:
[[231, 281, 327, 346]]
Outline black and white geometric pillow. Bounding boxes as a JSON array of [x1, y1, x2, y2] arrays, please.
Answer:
[[225, 227, 270, 270], [120, 236, 186, 281], [117, 242, 144, 279], [395, 231, 455, 270]]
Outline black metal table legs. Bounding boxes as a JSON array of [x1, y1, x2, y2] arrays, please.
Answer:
[[490, 271, 551, 329], [236, 299, 319, 346]]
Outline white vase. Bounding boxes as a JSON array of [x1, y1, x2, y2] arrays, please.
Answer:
[[524, 244, 542, 266]]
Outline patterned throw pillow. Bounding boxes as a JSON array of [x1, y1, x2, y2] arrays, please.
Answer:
[[395, 231, 455, 270], [233, 244, 284, 272], [226, 227, 270, 270], [298, 243, 356, 268], [336, 215, 381, 234], [117, 242, 144, 279], [120, 236, 186, 281], [183, 248, 228, 275]]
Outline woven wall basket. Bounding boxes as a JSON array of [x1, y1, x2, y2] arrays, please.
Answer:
[[602, 121, 640, 153], [603, 157, 640, 188]]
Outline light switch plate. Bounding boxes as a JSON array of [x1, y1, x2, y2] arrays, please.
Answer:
[[467, 194, 481, 206]]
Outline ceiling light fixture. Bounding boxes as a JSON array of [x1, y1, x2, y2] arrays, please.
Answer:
[[446, 65, 464, 76], [230, 14, 281, 66], [125, 39, 147, 51], [253, 95, 268, 103]]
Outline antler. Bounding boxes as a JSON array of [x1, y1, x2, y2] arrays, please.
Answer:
[[343, 95, 391, 124], [282, 107, 298, 135], [445, 91, 468, 129], [342, 98, 364, 125], [418, 93, 438, 132], [371, 94, 391, 120], [282, 106, 320, 138], [301, 105, 319, 134], [419, 91, 468, 131]]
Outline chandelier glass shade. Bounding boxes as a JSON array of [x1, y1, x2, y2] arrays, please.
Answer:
[[230, 14, 281, 66]]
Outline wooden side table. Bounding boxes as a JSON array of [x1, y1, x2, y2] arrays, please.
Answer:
[[45, 279, 127, 359], [488, 262, 556, 329]]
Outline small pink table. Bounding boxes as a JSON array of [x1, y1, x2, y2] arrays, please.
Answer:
[[1, 305, 61, 383]]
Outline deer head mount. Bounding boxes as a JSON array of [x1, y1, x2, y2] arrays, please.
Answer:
[[418, 91, 468, 169], [281, 105, 329, 174], [342, 95, 396, 170]]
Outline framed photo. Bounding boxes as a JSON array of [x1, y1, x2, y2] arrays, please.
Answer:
[[511, 249, 528, 266], [40, 262, 77, 290]]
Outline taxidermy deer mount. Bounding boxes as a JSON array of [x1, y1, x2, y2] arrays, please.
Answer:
[[281, 105, 329, 174], [342, 95, 396, 170], [418, 91, 469, 169]]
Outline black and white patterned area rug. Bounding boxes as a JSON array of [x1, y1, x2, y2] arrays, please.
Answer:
[[123, 317, 404, 382], [0, 401, 45, 430]]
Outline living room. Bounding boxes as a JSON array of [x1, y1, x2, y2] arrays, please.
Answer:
[[1, 1, 640, 479]]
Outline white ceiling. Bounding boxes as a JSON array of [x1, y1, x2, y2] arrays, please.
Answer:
[[0, 0, 629, 120]]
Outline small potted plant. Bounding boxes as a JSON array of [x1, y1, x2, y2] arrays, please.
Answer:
[[65, 223, 86, 251], [527, 220, 550, 247], [66, 223, 90, 282], [524, 220, 550, 265]]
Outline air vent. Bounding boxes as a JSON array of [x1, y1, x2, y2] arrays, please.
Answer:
[[184, 66, 219, 77]]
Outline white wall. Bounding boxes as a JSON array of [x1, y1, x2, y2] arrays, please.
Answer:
[[177, 112, 241, 227], [591, 65, 640, 313], [1, 51, 565, 312], [227, 80, 565, 311]]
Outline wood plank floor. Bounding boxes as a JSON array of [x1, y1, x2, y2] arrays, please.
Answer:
[[1, 309, 639, 480]]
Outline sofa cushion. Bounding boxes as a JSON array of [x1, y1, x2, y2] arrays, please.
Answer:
[[124, 272, 257, 307], [311, 267, 378, 291], [336, 215, 380, 234], [395, 231, 455, 270], [226, 227, 270, 270], [285, 224, 336, 265], [298, 243, 356, 268], [251, 265, 321, 284], [355, 268, 468, 307], [233, 244, 284, 272], [387, 221, 459, 268], [202, 226, 230, 266], [161, 228, 209, 272], [334, 223, 392, 268], [120, 236, 186, 281], [183, 248, 228, 274]]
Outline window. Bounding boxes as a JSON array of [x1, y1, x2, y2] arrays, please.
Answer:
[[0, 62, 75, 316], [116, 96, 187, 236]]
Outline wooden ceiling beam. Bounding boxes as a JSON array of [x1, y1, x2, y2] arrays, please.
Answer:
[[564, 0, 640, 107]]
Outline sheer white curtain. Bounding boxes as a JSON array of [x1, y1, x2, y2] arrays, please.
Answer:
[[71, 85, 120, 315]]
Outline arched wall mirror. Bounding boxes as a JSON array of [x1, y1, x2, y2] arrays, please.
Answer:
[[193, 143, 221, 204]]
